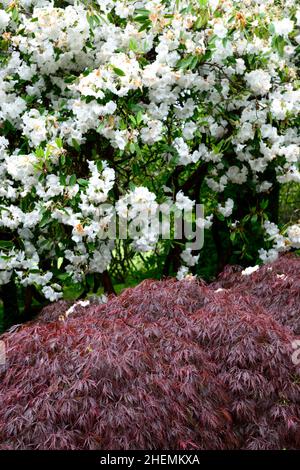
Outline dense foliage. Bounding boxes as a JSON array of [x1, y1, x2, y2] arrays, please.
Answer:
[[211, 253, 300, 334], [0, 255, 299, 450], [0, 0, 300, 320]]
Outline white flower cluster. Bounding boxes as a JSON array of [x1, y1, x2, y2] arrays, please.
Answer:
[[258, 220, 300, 264], [116, 187, 159, 252], [217, 199, 234, 218]]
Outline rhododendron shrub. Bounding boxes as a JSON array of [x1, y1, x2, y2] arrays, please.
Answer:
[[1, 257, 300, 450], [0, 0, 300, 310]]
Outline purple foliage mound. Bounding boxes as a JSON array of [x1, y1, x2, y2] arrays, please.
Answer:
[[211, 254, 300, 334], [0, 256, 299, 450]]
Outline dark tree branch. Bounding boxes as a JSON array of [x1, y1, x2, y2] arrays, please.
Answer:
[[181, 163, 209, 199], [101, 270, 116, 295], [0, 279, 19, 330]]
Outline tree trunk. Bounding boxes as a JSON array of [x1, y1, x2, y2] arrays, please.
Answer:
[[1, 279, 19, 330], [212, 216, 233, 275], [101, 270, 116, 295], [162, 243, 182, 277]]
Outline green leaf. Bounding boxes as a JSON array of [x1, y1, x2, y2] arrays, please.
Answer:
[[64, 74, 77, 84], [134, 9, 150, 16], [59, 174, 66, 186], [63, 283, 84, 300], [136, 111, 143, 125], [57, 273, 70, 281], [138, 21, 151, 32], [194, 9, 209, 29], [78, 178, 89, 187], [112, 66, 126, 77], [11, 7, 19, 22], [269, 23, 275, 34], [35, 147, 44, 158], [272, 35, 286, 57], [39, 213, 52, 228], [57, 257, 64, 269], [0, 240, 14, 249], [86, 273, 94, 288], [134, 10, 150, 23], [129, 115, 137, 127], [176, 54, 195, 70], [190, 55, 199, 70], [71, 139, 80, 151], [55, 138, 63, 148], [129, 38, 138, 51], [129, 142, 136, 153], [260, 199, 269, 210], [69, 174, 77, 186], [97, 122, 105, 133], [87, 13, 101, 28]]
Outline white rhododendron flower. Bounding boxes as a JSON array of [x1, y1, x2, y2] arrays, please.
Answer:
[[213, 23, 228, 39], [0, 9, 10, 32], [245, 70, 272, 96], [180, 248, 199, 267], [287, 224, 300, 249], [273, 18, 294, 37], [242, 265, 260, 276], [176, 266, 190, 280], [218, 199, 234, 218]]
